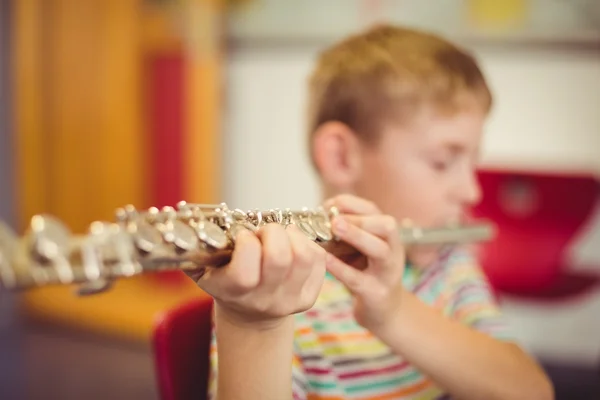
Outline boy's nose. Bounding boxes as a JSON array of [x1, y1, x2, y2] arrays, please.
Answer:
[[457, 170, 482, 207]]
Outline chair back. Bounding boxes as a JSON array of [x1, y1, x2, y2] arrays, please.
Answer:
[[153, 296, 214, 400], [472, 169, 598, 297]]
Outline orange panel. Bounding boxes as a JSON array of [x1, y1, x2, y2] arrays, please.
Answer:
[[24, 279, 206, 342], [41, 0, 147, 230], [98, 0, 148, 217], [46, 0, 100, 230], [12, 0, 46, 232], [183, 0, 223, 204], [141, 3, 183, 55], [12, 0, 223, 342], [14, 0, 147, 232]]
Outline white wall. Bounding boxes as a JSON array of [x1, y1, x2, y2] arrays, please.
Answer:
[[222, 42, 600, 365], [223, 44, 600, 210], [477, 47, 600, 173], [223, 47, 320, 210]]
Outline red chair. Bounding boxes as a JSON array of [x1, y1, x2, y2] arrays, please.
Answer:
[[472, 169, 599, 300], [152, 296, 215, 400]]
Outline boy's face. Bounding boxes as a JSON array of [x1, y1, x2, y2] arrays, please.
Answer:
[[314, 106, 486, 267], [359, 107, 484, 227]]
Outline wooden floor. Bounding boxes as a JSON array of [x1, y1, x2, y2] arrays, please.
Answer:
[[18, 321, 159, 400], [1, 314, 598, 400]]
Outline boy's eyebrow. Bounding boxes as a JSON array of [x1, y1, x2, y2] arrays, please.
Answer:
[[446, 143, 464, 153], [436, 141, 482, 161], [436, 142, 465, 154]]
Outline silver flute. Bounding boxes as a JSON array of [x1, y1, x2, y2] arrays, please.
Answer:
[[0, 201, 495, 296]]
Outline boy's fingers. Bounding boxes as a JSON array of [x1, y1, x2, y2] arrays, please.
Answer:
[[331, 216, 390, 263], [338, 215, 400, 243], [183, 268, 208, 284], [325, 254, 376, 296], [194, 229, 262, 297], [256, 224, 293, 288], [323, 194, 380, 215], [289, 225, 328, 310], [299, 255, 327, 311], [286, 225, 321, 288]]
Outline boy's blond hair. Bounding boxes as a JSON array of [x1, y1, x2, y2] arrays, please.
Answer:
[[307, 24, 492, 149]]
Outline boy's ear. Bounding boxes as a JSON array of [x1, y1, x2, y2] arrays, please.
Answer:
[[311, 121, 363, 189]]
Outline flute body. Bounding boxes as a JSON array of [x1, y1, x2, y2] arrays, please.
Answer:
[[0, 202, 495, 296]]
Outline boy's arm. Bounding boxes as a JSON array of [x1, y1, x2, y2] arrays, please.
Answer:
[[323, 195, 553, 400], [330, 252, 553, 400], [213, 309, 297, 400], [185, 225, 324, 400], [377, 285, 553, 400]]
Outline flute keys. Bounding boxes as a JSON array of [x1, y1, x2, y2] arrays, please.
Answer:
[[227, 221, 257, 242], [299, 221, 317, 240], [89, 222, 139, 277], [28, 215, 72, 263], [169, 220, 199, 253], [25, 215, 76, 284], [76, 279, 113, 296], [308, 207, 333, 242], [0, 222, 18, 288], [328, 206, 340, 219], [293, 218, 317, 241], [132, 219, 164, 254], [0, 222, 17, 262], [281, 209, 316, 240], [74, 224, 121, 296], [311, 217, 332, 242], [195, 220, 229, 250], [176, 201, 229, 250]]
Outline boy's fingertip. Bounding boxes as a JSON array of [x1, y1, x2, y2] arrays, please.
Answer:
[[332, 216, 348, 233], [325, 257, 360, 292], [322, 198, 335, 209], [236, 227, 249, 238], [326, 251, 345, 264], [230, 230, 245, 245], [231, 228, 258, 252], [235, 226, 256, 241], [285, 223, 300, 233], [325, 252, 335, 265]]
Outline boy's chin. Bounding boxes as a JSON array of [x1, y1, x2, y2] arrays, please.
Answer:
[[406, 246, 444, 269]]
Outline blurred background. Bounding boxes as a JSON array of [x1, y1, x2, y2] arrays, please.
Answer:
[[0, 0, 599, 399]]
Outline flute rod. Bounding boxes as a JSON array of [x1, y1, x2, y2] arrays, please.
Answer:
[[0, 203, 496, 295]]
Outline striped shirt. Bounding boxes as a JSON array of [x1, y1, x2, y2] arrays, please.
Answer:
[[208, 247, 515, 399]]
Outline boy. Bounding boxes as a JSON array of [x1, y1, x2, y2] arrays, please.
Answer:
[[188, 24, 554, 399]]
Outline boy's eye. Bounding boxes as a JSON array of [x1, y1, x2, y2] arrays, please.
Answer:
[[431, 159, 451, 171]]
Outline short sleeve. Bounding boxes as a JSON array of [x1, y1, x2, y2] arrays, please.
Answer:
[[445, 250, 516, 342], [291, 349, 310, 400], [207, 325, 309, 400], [207, 327, 218, 400]]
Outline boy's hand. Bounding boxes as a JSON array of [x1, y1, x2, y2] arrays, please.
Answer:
[[323, 194, 406, 335], [185, 224, 327, 330]]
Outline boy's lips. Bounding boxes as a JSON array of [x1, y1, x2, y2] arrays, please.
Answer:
[[442, 209, 478, 226], [435, 215, 464, 227], [402, 213, 469, 230]]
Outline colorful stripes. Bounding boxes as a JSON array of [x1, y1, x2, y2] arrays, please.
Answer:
[[208, 247, 514, 399]]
